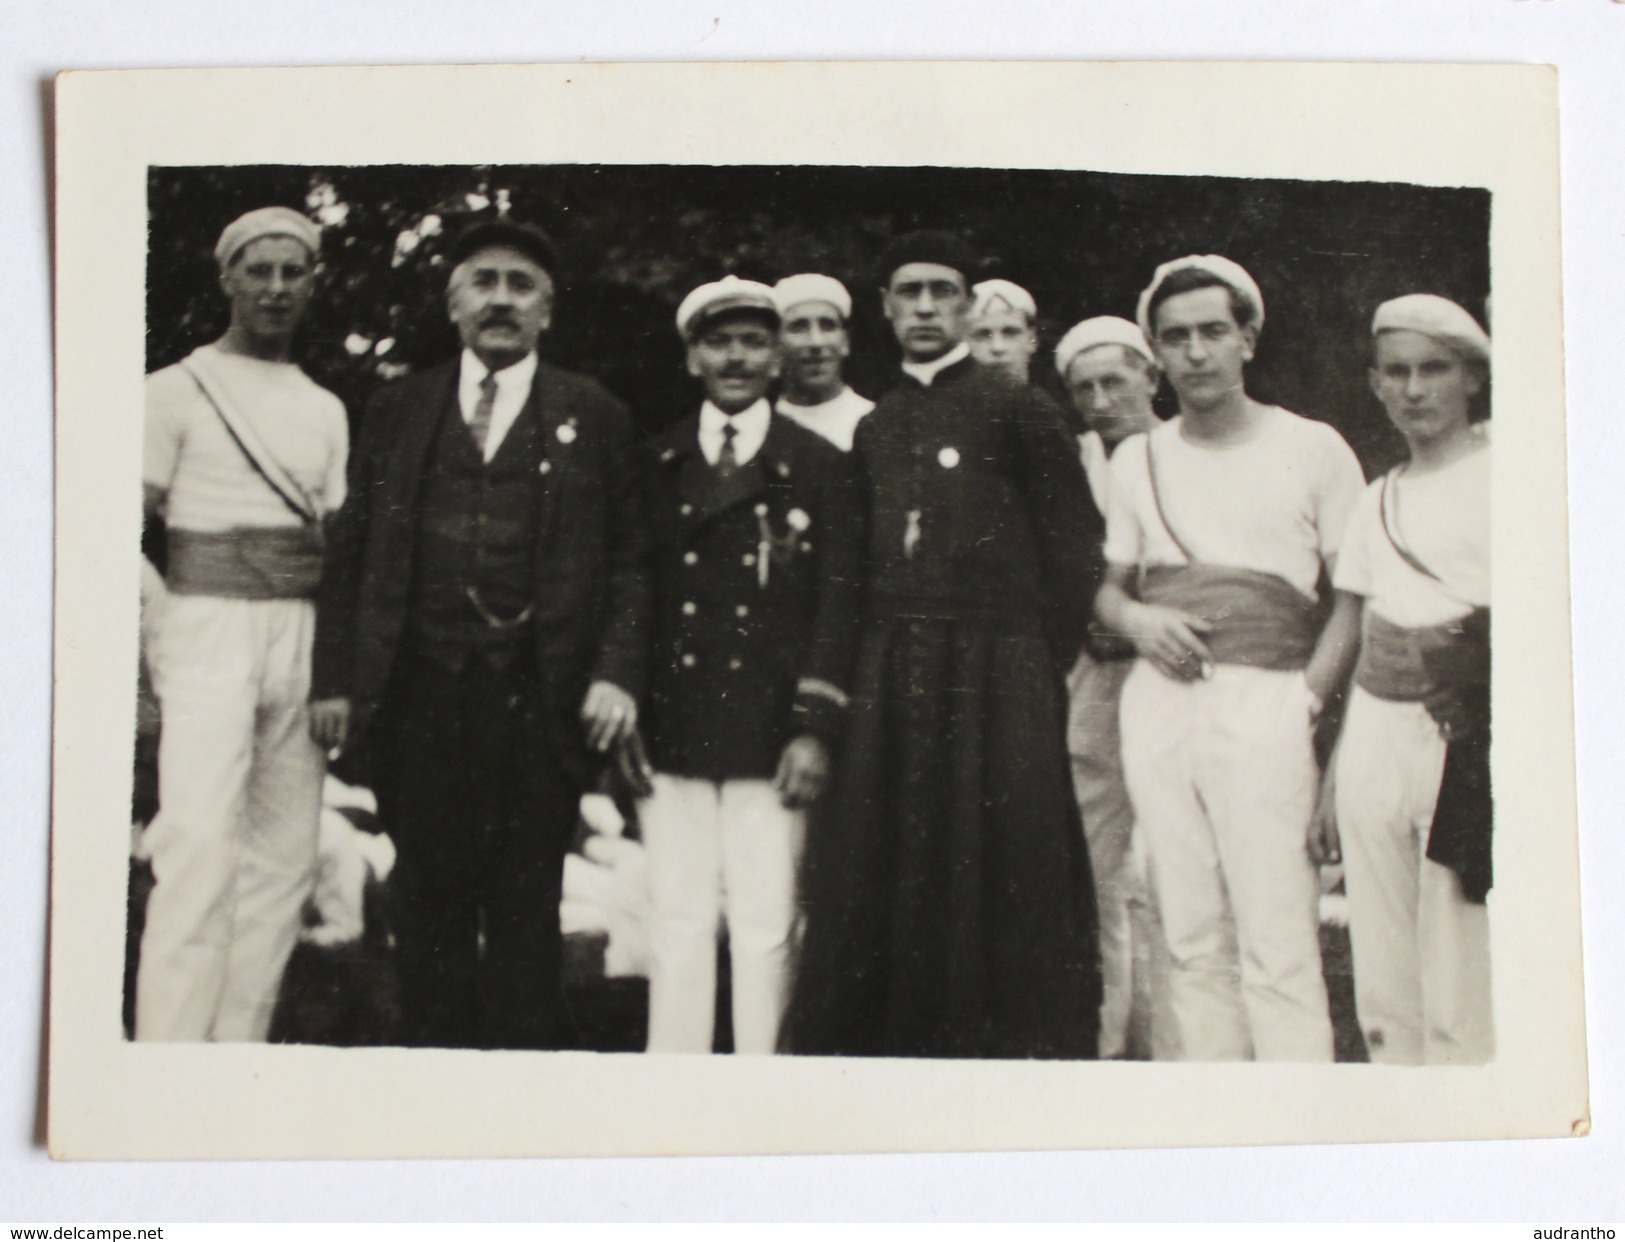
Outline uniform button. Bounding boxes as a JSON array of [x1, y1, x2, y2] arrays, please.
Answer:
[[728, 657, 742, 671], [683, 551, 699, 566], [736, 604, 749, 618], [681, 652, 697, 668], [682, 601, 697, 616], [742, 553, 756, 567], [680, 503, 693, 516]]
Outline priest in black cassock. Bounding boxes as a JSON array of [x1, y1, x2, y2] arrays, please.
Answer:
[[784, 231, 1107, 1059]]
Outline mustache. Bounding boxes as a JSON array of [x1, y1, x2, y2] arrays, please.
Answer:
[[479, 312, 520, 328]]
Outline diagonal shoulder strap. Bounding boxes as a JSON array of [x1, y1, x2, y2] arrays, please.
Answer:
[[1379, 468, 1444, 585], [1144, 430, 1199, 565], [181, 353, 321, 526]]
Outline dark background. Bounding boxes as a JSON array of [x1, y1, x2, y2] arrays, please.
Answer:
[[148, 164, 1490, 478]]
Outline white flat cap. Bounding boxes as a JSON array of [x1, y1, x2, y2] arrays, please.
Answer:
[[772, 273, 852, 320], [214, 206, 322, 270], [1054, 316, 1157, 378], [1372, 293, 1490, 366], [1136, 254, 1264, 339], [971, 278, 1037, 321], [676, 275, 780, 340]]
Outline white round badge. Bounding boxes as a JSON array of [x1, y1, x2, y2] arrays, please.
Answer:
[[556, 423, 577, 444], [938, 446, 961, 469]]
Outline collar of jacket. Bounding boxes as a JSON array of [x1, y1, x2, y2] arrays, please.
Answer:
[[657, 410, 798, 484]]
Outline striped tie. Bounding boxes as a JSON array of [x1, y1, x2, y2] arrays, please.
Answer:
[[469, 372, 499, 458]]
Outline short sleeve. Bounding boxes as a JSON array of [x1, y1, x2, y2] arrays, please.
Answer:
[[1102, 435, 1148, 566], [142, 366, 189, 492], [1312, 424, 1368, 562], [1332, 480, 1382, 597], [321, 394, 350, 516]]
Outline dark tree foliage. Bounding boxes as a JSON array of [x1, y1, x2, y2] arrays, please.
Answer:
[[148, 164, 1489, 477]]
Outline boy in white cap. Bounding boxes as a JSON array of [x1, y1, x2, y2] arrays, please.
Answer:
[[636, 277, 865, 1053], [137, 206, 348, 1041], [1053, 314, 1167, 1058], [967, 278, 1039, 384], [1316, 293, 1493, 1064], [1096, 255, 1366, 1061], [771, 273, 875, 452]]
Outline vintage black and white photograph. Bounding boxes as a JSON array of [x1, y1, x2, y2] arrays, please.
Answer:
[[49, 61, 1582, 1159]]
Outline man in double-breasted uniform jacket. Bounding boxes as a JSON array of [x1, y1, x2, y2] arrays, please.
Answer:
[[634, 276, 866, 1054], [310, 220, 651, 1050]]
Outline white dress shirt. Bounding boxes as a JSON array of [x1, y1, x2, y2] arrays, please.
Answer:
[[900, 341, 971, 388], [458, 348, 539, 463], [698, 398, 771, 467]]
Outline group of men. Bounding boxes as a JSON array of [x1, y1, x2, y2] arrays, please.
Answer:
[[135, 204, 1494, 1067]]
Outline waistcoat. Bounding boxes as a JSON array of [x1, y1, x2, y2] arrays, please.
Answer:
[[407, 388, 544, 669]]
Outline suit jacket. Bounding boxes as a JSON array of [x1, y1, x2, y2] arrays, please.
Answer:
[[641, 411, 867, 781], [312, 357, 652, 781]]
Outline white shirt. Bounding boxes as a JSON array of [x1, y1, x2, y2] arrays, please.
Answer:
[[900, 341, 971, 388], [776, 386, 875, 452], [1077, 430, 1114, 516], [1104, 406, 1366, 600], [458, 348, 539, 463], [144, 344, 348, 532], [698, 398, 771, 467], [1334, 438, 1490, 628]]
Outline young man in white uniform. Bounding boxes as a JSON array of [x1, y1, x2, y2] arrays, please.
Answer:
[[771, 273, 874, 452], [967, 278, 1039, 384], [1054, 315, 1166, 1058], [1096, 256, 1366, 1061], [1320, 294, 1493, 1065], [138, 206, 348, 1041]]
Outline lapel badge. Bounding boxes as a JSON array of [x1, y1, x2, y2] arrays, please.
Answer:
[[538, 459, 553, 475], [786, 508, 811, 532], [557, 420, 578, 445], [776, 461, 791, 478], [938, 446, 961, 469], [660, 446, 677, 464]]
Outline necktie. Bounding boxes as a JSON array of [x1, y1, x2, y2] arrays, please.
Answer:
[[717, 420, 739, 478], [469, 372, 499, 458]]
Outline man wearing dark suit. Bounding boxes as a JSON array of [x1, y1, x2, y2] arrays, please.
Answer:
[[635, 276, 866, 1054], [309, 220, 651, 1050]]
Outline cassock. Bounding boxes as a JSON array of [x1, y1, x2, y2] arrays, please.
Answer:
[[784, 354, 1106, 1059]]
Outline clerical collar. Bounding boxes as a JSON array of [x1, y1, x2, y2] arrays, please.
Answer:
[[901, 342, 971, 387]]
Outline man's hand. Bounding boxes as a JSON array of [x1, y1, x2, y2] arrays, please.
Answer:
[[581, 680, 638, 753], [309, 697, 352, 753], [773, 734, 830, 810], [1124, 601, 1215, 682], [1307, 764, 1341, 866]]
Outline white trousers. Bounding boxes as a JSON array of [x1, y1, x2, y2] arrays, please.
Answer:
[[639, 774, 805, 1054], [1067, 651, 1176, 1059], [1335, 687, 1494, 1065], [1119, 662, 1333, 1062], [136, 595, 324, 1042]]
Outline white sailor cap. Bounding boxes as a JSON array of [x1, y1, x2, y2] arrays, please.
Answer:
[[214, 206, 322, 270], [971, 278, 1037, 322], [1054, 316, 1158, 379], [676, 275, 781, 341], [1372, 293, 1491, 366], [772, 273, 853, 321], [1136, 254, 1264, 339]]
